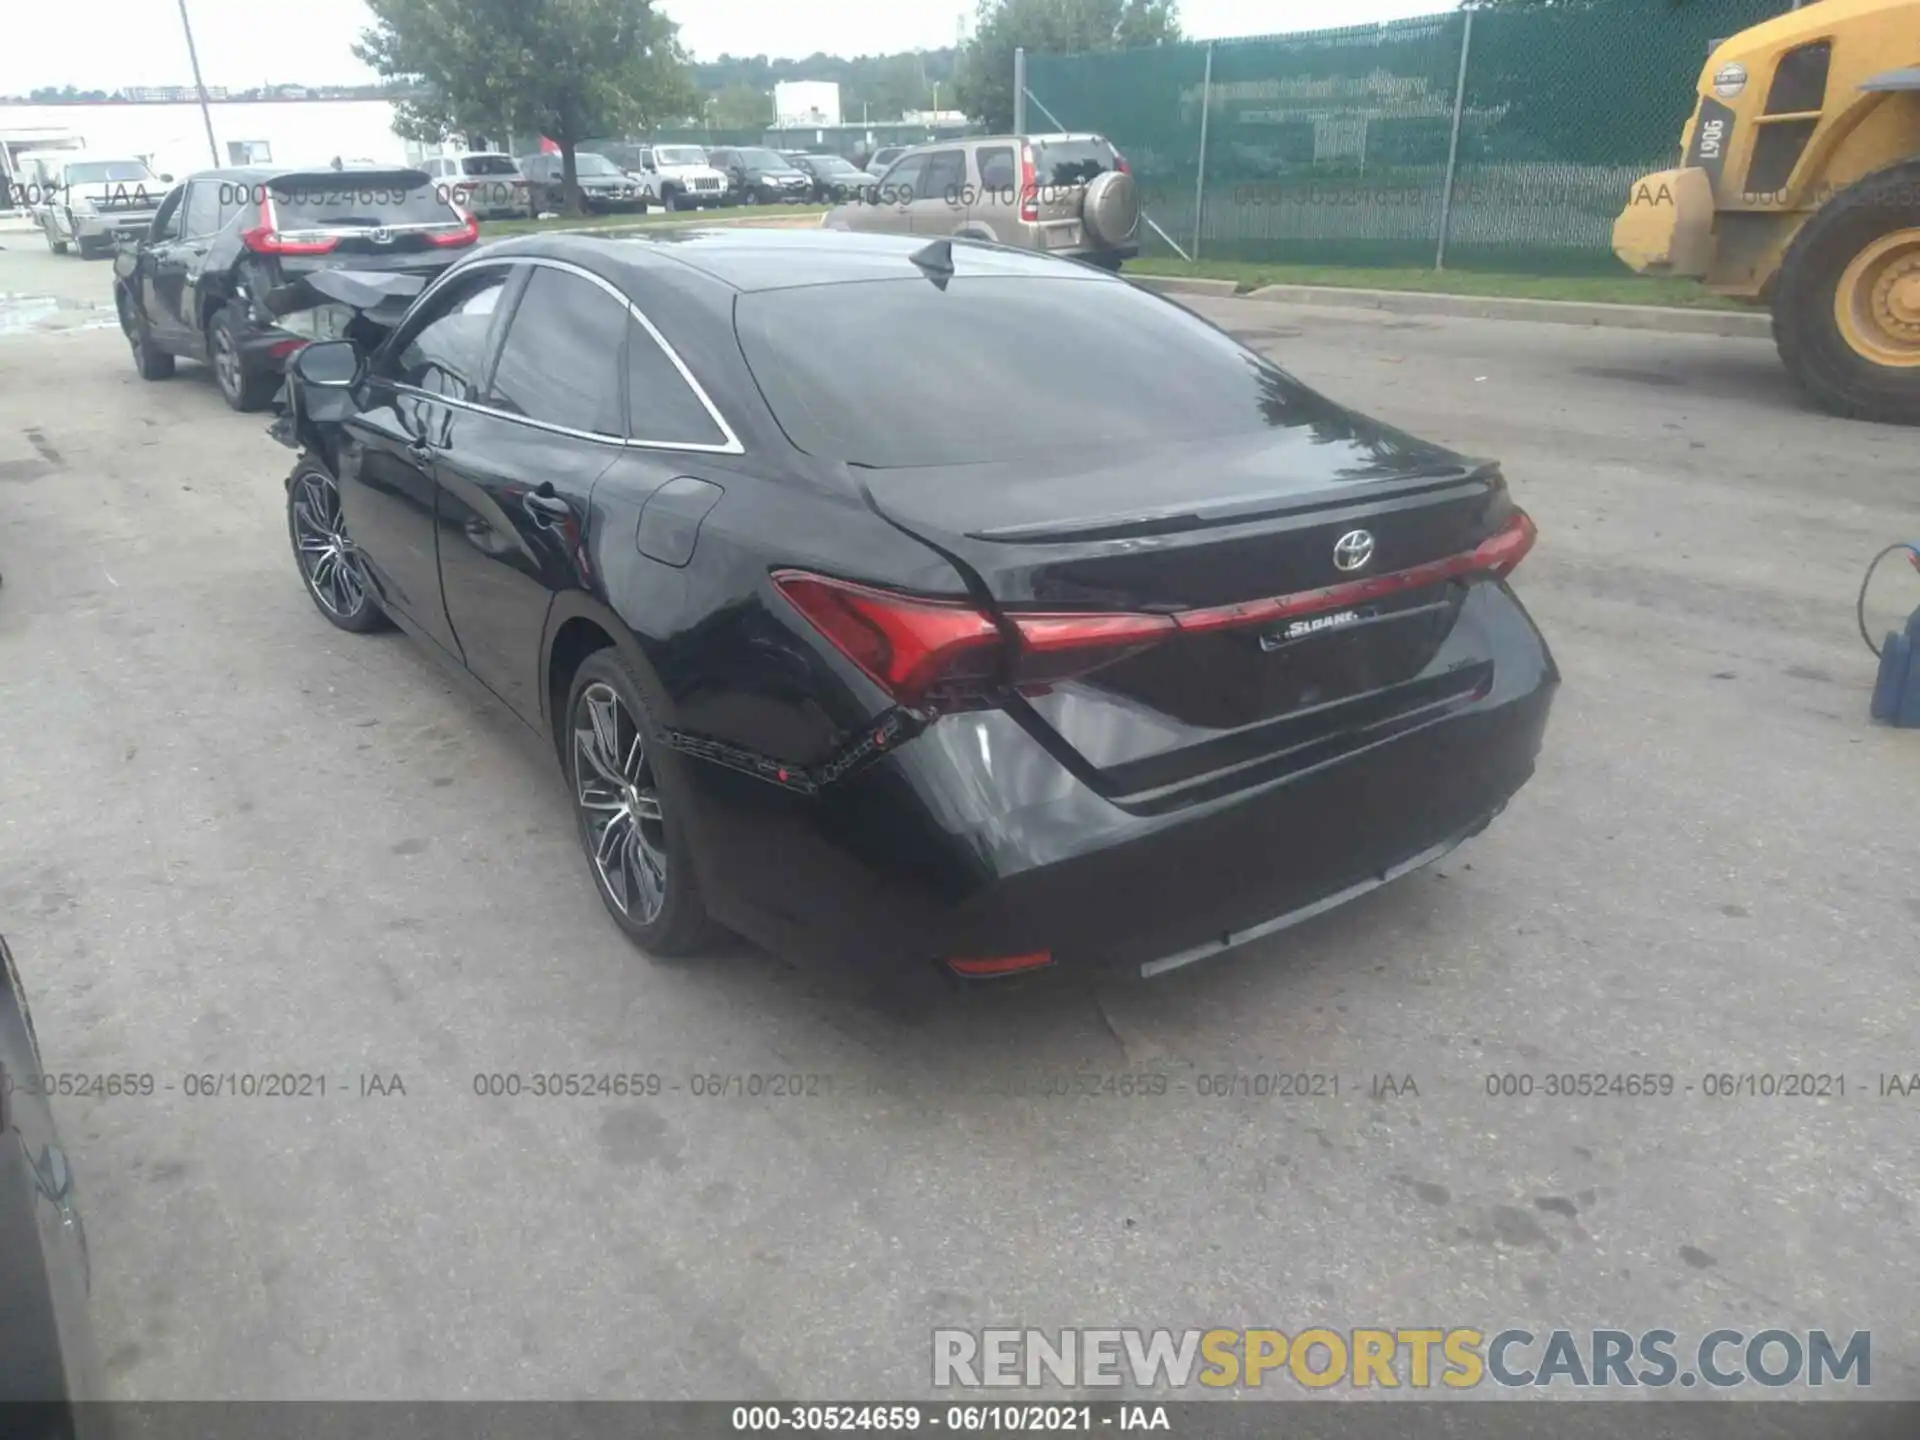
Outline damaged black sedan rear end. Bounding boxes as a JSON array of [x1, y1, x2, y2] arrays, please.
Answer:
[[267, 229, 1557, 1000], [112, 165, 477, 412]]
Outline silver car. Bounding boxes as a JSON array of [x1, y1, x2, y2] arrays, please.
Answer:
[[420, 152, 533, 220], [826, 133, 1140, 271]]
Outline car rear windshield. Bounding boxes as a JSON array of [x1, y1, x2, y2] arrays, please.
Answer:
[[1031, 139, 1114, 186], [734, 276, 1302, 468], [270, 177, 460, 228], [461, 156, 519, 176], [736, 149, 790, 169], [575, 154, 622, 176], [655, 147, 706, 166]]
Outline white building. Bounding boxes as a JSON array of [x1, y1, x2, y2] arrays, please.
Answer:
[[773, 81, 841, 129]]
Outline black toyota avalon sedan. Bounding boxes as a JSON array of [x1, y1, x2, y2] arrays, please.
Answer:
[[273, 229, 1556, 996]]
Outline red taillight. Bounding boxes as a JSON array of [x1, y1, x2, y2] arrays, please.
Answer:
[[949, 951, 1054, 978], [268, 338, 306, 359], [1113, 151, 1131, 175], [241, 196, 338, 255], [773, 510, 1536, 705], [772, 571, 1003, 704], [1019, 144, 1039, 222], [426, 210, 481, 247]]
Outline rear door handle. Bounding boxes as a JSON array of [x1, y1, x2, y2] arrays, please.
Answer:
[[407, 438, 435, 460]]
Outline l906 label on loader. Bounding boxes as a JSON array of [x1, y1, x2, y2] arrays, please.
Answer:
[[1686, 98, 1737, 188]]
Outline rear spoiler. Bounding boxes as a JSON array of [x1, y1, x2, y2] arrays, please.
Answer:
[[262, 268, 431, 331]]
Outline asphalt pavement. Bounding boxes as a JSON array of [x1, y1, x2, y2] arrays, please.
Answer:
[[1, 236, 1917, 1404]]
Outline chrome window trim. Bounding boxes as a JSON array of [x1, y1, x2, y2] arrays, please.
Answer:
[[390, 254, 745, 455]]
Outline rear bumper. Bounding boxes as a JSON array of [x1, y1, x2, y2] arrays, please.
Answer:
[[682, 583, 1557, 987]]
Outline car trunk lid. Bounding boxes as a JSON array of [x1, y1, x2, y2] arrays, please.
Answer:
[[852, 435, 1525, 795]]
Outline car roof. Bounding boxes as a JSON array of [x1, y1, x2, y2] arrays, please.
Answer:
[[478, 227, 1117, 294]]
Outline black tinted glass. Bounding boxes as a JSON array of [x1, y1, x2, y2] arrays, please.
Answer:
[[1031, 140, 1112, 185], [462, 156, 519, 176], [393, 271, 508, 397], [273, 179, 458, 227], [736, 277, 1299, 467], [977, 147, 1016, 189], [626, 315, 726, 447], [486, 268, 627, 436], [922, 151, 965, 197]]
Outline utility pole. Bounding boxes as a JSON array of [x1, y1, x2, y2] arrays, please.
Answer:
[[176, 0, 221, 166]]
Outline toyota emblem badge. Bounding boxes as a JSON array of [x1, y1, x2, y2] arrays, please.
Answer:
[[1332, 529, 1375, 572]]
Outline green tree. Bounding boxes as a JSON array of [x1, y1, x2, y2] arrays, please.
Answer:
[[355, 0, 696, 213], [956, 0, 1180, 131], [710, 82, 772, 129]]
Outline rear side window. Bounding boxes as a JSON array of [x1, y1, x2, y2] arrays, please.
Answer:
[[184, 182, 222, 237], [392, 271, 510, 397], [271, 177, 459, 228], [735, 276, 1308, 468], [626, 314, 727, 447], [485, 267, 627, 437], [1031, 140, 1113, 186], [462, 156, 518, 176], [976, 146, 1016, 190]]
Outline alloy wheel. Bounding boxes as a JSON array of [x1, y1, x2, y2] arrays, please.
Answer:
[[573, 682, 670, 925], [290, 468, 370, 618], [212, 324, 241, 400]]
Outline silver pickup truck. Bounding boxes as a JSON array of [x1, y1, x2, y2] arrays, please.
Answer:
[[24, 152, 171, 258]]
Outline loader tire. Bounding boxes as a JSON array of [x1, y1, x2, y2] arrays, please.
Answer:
[[1772, 161, 1920, 426]]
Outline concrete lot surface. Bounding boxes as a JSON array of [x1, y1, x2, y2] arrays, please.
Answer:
[[1, 238, 1917, 1405]]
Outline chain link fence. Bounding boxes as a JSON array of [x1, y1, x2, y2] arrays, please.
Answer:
[[1027, 0, 1788, 273]]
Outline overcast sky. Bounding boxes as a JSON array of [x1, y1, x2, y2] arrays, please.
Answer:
[[2, 0, 1448, 94]]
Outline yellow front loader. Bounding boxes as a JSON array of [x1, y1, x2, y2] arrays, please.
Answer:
[[1613, 0, 1920, 423]]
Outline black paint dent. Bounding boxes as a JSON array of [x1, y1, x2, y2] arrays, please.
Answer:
[[636, 477, 725, 567]]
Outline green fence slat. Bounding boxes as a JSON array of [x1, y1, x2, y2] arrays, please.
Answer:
[[1027, 0, 1787, 274]]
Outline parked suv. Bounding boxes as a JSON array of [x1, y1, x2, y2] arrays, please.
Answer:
[[420, 152, 532, 219], [706, 147, 813, 205], [518, 151, 645, 214], [111, 165, 479, 410], [628, 145, 729, 210], [826, 133, 1140, 271], [863, 146, 907, 177]]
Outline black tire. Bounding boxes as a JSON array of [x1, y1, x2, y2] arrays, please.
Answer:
[[44, 222, 67, 255], [120, 290, 175, 380], [564, 648, 719, 958], [661, 184, 682, 211], [208, 305, 279, 412], [286, 457, 388, 633], [1771, 161, 1920, 426]]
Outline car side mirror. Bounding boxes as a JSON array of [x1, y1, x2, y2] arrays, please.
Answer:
[[159, 173, 174, 183], [291, 339, 360, 388]]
